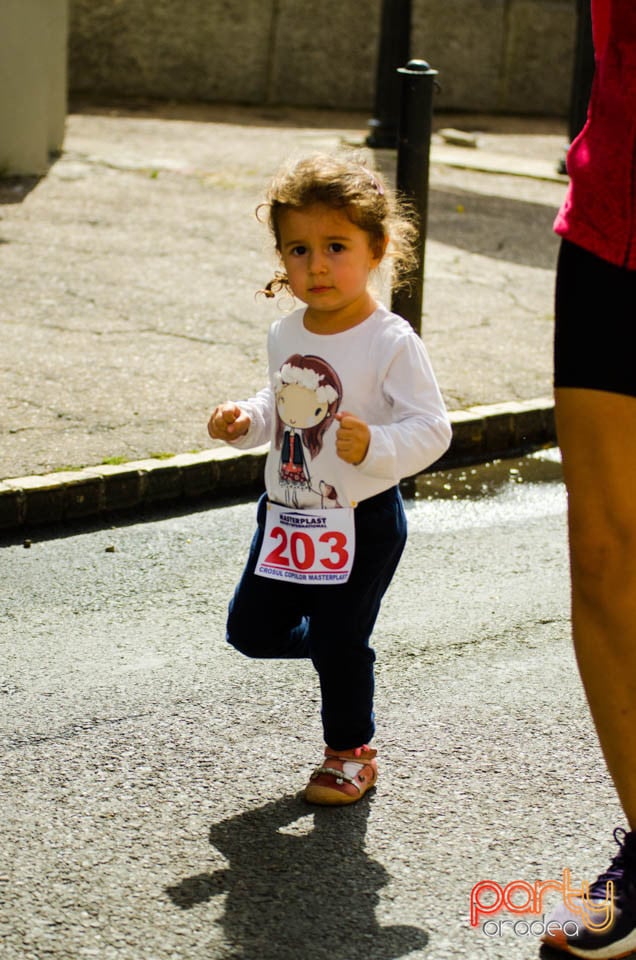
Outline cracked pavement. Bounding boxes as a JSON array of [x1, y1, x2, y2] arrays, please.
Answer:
[[0, 103, 568, 479], [3, 455, 618, 960]]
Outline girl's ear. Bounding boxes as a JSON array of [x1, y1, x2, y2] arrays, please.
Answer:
[[372, 234, 390, 267]]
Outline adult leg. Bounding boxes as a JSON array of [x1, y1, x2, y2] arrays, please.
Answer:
[[556, 387, 636, 829]]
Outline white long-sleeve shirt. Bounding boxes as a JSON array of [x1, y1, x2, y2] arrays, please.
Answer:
[[227, 304, 452, 508]]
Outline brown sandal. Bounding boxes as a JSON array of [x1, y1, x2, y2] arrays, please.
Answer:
[[304, 744, 378, 805]]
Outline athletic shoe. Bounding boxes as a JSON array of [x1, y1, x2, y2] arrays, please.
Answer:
[[542, 828, 636, 957]]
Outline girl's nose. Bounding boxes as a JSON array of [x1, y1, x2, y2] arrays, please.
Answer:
[[309, 249, 327, 273]]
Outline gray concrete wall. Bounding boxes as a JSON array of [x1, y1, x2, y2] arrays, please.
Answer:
[[411, 0, 575, 115], [68, 0, 576, 115]]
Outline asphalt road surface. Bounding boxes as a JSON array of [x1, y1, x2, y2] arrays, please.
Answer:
[[1, 452, 624, 960]]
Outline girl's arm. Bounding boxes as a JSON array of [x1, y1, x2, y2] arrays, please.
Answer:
[[334, 412, 371, 465], [357, 334, 452, 481], [208, 402, 251, 441], [208, 385, 273, 449]]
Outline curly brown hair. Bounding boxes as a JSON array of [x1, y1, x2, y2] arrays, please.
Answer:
[[257, 153, 418, 298]]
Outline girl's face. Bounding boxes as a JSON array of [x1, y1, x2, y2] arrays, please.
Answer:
[[276, 382, 329, 429], [277, 204, 386, 334]]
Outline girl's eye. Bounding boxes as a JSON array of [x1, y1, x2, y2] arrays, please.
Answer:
[[290, 245, 307, 256], [329, 242, 346, 253]]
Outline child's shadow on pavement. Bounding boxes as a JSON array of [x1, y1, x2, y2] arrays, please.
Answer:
[[167, 792, 429, 960]]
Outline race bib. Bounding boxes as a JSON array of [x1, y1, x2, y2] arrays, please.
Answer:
[[255, 502, 355, 585]]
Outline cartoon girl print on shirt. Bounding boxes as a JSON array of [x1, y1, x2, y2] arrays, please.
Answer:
[[273, 354, 343, 508]]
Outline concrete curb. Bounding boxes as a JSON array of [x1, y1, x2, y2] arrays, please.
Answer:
[[0, 398, 555, 533], [430, 144, 568, 184]]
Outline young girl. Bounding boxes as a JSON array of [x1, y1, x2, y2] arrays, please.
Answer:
[[208, 154, 451, 805]]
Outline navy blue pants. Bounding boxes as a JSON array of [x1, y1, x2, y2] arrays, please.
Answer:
[[226, 486, 407, 750]]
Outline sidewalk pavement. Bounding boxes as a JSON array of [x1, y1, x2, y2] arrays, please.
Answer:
[[0, 102, 568, 532]]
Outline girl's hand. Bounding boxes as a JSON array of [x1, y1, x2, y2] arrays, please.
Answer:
[[335, 412, 370, 465], [208, 403, 251, 441]]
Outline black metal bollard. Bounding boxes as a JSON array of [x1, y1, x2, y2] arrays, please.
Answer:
[[569, 0, 594, 143], [366, 0, 411, 148], [559, 0, 594, 173], [391, 59, 438, 336]]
